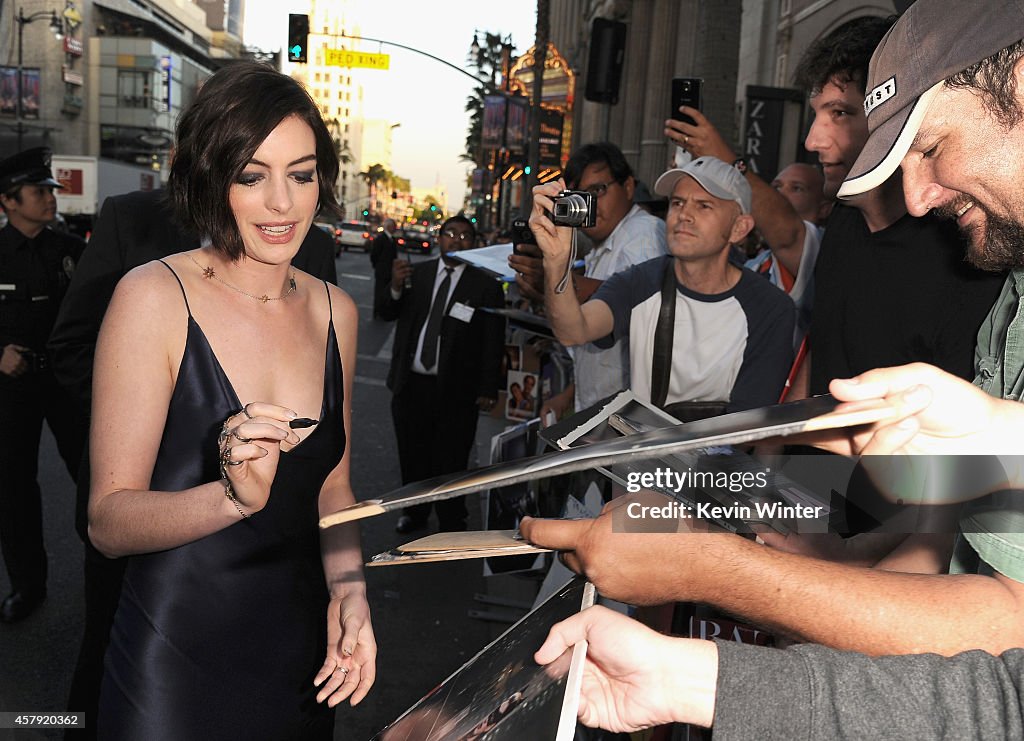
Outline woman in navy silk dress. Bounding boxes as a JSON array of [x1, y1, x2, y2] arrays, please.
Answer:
[[87, 63, 376, 739]]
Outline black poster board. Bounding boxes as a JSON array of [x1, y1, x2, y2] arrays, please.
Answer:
[[370, 578, 594, 740]]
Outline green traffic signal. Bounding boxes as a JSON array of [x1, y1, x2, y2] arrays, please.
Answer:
[[524, 165, 532, 175], [287, 14, 309, 63]]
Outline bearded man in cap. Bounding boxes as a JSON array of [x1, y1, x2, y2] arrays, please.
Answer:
[[0, 147, 85, 623]]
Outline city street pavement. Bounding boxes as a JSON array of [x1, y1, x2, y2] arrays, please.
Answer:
[[0, 246, 544, 740]]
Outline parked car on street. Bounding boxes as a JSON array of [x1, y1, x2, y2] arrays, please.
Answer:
[[337, 221, 374, 254], [395, 227, 432, 254]]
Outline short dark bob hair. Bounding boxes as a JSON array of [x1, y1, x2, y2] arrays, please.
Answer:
[[168, 61, 339, 260]]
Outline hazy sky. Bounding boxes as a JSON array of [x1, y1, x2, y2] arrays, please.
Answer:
[[242, 1, 539, 210]]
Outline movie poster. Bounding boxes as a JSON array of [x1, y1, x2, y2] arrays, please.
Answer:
[[0, 67, 18, 116], [481, 94, 506, 149], [20, 68, 41, 119], [505, 95, 529, 154]]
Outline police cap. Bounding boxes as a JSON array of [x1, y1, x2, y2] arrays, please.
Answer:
[[0, 147, 63, 193]]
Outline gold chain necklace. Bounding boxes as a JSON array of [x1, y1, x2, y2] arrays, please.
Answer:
[[188, 254, 297, 304]]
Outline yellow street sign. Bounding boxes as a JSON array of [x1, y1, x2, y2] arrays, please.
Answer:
[[324, 49, 390, 70], [63, 6, 83, 26]]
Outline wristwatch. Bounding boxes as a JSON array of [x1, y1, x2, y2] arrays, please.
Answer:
[[732, 157, 749, 174]]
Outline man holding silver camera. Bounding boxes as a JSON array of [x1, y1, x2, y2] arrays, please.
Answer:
[[530, 155, 793, 414], [0, 147, 85, 623], [513, 142, 667, 420]]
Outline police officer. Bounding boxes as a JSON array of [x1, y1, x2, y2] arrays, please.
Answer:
[[0, 147, 86, 623]]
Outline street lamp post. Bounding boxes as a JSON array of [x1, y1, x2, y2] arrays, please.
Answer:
[[469, 31, 513, 232], [15, 6, 63, 152]]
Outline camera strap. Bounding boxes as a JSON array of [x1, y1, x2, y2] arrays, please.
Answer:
[[554, 229, 577, 294], [650, 260, 729, 422], [650, 260, 677, 408]]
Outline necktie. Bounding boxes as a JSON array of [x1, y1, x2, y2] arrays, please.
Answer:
[[420, 267, 453, 371]]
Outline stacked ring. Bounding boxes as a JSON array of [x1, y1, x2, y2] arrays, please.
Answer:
[[242, 403, 254, 419], [221, 447, 244, 467], [231, 429, 252, 443]]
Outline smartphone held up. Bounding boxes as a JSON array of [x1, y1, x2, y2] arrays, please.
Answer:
[[671, 77, 703, 126]]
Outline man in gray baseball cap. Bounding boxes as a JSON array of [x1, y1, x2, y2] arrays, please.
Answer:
[[652, 155, 753, 215], [529, 153, 793, 416]]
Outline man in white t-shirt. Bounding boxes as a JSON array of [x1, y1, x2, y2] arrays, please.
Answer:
[[667, 115, 829, 353], [511, 142, 668, 417], [531, 156, 794, 414]]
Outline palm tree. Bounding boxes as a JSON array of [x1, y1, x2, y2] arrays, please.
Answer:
[[358, 163, 389, 216], [463, 32, 512, 163]]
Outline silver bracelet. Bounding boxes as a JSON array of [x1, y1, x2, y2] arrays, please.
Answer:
[[222, 477, 250, 519]]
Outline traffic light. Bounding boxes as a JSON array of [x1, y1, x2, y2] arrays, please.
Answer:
[[362, 209, 369, 217], [287, 14, 309, 64], [524, 166, 532, 175], [429, 204, 437, 212]]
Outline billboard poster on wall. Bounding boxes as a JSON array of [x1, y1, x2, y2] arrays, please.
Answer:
[[505, 95, 529, 154], [481, 94, 506, 149], [20, 68, 41, 120], [538, 108, 564, 168], [0, 67, 16, 116]]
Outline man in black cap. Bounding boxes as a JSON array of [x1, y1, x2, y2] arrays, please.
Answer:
[[0, 146, 86, 623]]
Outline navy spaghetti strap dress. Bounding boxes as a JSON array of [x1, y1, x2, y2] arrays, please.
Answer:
[[98, 264, 345, 740]]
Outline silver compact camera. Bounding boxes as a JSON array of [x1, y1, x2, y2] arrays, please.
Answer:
[[551, 190, 597, 228]]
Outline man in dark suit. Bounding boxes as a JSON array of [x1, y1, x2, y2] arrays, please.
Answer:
[[46, 187, 336, 740], [371, 217, 398, 318], [379, 215, 504, 534]]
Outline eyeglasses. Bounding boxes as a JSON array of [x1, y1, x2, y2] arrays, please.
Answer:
[[581, 180, 621, 199], [442, 230, 473, 241]]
